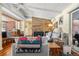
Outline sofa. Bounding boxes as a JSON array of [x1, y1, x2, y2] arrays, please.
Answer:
[[16, 36, 42, 53]]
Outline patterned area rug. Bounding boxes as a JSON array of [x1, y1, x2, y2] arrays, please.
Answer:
[[12, 44, 48, 56]]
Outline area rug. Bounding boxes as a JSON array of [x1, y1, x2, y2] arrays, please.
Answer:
[[12, 44, 48, 56]]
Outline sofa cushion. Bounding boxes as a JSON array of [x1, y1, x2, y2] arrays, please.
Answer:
[[32, 40, 40, 44], [36, 36, 41, 40], [18, 40, 31, 44], [19, 37, 28, 40]]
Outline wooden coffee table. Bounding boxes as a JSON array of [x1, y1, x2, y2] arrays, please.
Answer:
[[48, 42, 61, 56]]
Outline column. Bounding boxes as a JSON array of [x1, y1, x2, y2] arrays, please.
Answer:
[[0, 5, 3, 50]]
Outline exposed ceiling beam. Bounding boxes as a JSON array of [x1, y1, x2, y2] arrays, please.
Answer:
[[19, 4, 59, 19], [1, 6, 23, 20], [23, 4, 61, 13], [1, 4, 26, 20], [18, 4, 32, 17]]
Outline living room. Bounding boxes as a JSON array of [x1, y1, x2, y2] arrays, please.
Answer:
[[0, 3, 79, 56]]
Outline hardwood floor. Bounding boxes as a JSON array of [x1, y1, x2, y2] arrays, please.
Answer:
[[0, 43, 12, 56]]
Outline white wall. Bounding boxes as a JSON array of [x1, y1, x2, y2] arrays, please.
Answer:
[[20, 20, 25, 31], [55, 4, 79, 32], [24, 18, 32, 36], [52, 4, 79, 46], [17, 21, 20, 30], [62, 14, 69, 33], [50, 4, 79, 54]]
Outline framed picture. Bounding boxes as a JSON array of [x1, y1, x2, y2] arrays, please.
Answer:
[[59, 16, 63, 25]]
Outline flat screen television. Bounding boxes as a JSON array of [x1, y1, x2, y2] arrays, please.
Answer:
[[33, 31, 44, 36], [2, 32, 7, 38]]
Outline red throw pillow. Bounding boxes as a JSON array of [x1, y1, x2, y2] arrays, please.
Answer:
[[19, 37, 28, 40], [36, 36, 41, 40]]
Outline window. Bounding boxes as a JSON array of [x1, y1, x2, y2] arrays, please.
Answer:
[[2, 21, 7, 31]]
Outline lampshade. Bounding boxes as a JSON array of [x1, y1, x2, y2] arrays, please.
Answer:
[[48, 23, 52, 27]]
